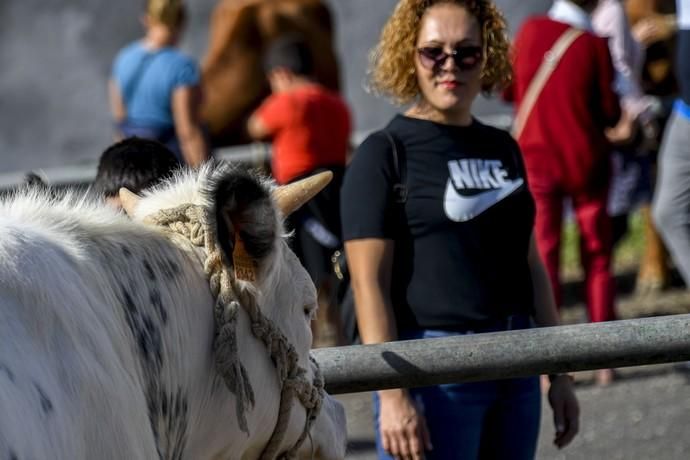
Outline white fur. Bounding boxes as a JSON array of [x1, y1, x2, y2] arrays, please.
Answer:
[[0, 165, 346, 460]]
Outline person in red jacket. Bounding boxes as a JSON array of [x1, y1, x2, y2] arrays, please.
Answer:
[[505, 0, 621, 385]]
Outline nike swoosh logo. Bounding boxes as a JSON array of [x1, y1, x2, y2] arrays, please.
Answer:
[[443, 178, 524, 222]]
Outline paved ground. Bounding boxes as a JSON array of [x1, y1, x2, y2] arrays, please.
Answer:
[[333, 271, 690, 459], [338, 364, 690, 459]]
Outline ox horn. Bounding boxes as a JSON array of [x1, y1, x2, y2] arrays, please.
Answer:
[[273, 171, 333, 217], [119, 187, 141, 216]]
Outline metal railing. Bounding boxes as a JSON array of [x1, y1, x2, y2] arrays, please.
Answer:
[[312, 314, 690, 394], [4, 115, 683, 396], [0, 143, 273, 192], [0, 114, 514, 192]]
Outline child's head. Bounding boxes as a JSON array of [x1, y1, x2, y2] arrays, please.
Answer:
[[262, 36, 315, 92], [94, 137, 180, 208]]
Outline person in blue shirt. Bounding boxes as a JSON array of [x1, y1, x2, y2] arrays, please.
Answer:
[[109, 0, 208, 167]]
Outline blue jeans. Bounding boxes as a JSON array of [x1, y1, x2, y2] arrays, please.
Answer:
[[117, 121, 183, 162], [373, 327, 541, 460]]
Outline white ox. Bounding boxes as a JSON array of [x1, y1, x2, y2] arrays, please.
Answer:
[[0, 163, 346, 459]]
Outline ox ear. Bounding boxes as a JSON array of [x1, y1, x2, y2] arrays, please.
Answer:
[[213, 171, 277, 282], [272, 171, 333, 217], [119, 188, 141, 216]]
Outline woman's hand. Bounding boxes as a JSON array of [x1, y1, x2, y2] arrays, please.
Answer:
[[547, 375, 580, 449], [378, 389, 432, 460]]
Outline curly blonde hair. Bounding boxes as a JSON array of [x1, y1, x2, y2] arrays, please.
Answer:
[[369, 0, 512, 104]]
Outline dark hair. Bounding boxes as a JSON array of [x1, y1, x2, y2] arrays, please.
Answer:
[[94, 137, 181, 197], [262, 35, 314, 77], [570, 0, 599, 10]]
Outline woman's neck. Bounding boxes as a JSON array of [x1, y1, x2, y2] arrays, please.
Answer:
[[405, 102, 473, 126], [143, 26, 178, 50]]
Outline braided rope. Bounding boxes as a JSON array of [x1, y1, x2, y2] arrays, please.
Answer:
[[145, 203, 324, 459]]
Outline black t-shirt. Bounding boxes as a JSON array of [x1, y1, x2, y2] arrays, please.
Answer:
[[341, 114, 536, 332]]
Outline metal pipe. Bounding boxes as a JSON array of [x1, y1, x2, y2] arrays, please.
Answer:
[[312, 314, 690, 395], [0, 144, 272, 192]]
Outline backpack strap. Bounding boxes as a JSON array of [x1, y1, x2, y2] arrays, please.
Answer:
[[382, 129, 407, 204]]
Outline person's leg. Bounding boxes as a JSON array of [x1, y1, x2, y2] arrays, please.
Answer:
[[652, 112, 690, 286], [417, 381, 497, 460], [573, 188, 616, 384], [573, 188, 616, 323], [637, 204, 670, 292], [638, 138, 671, 291], [478, 376, 542, 460]]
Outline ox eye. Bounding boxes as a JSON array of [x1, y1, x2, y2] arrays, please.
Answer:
[[303, 304, 317, 320]]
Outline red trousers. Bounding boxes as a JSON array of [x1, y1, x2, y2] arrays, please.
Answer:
[[530, 177, 616, 323]]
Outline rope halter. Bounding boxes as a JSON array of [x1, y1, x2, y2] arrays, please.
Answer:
[[145, 202, 324, 459]]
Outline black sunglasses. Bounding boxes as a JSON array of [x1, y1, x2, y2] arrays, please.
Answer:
[[417, 45, 483, 71]]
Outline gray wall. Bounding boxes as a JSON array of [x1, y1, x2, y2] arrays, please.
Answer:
[[0, 0, 550, 175]]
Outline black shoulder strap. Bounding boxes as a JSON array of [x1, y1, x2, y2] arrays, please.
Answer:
[[382, 129, 407, 204]]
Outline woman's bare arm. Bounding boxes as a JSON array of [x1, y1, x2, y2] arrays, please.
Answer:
[[527, 233, 560, 327], [108, 79, 127, 125], [345, 238, 432, 459], [345, 238, 397, 344], [528, 232, 579, 447]]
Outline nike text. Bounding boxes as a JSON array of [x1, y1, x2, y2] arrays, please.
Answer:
[[448, 159, 510, 190]]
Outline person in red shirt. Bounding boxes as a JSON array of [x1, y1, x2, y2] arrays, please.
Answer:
[[248, 36, 351, 186], [505, 0, 621, 385], [248, 36, 352, 346]]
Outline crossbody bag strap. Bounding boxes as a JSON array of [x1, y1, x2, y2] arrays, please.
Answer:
[[382, 129, 407, 204], [512, 28, 585, 140], [122, 52, 159, 115]]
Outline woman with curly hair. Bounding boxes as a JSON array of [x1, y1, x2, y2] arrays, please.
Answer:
[[340, 1, 579, 458]]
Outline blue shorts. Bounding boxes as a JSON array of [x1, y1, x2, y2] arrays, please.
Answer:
[[117, 121, 182, 162], [373, 323, 542, 460]]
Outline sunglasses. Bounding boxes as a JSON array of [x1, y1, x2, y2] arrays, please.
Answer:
[[417, 45, 483, 71]]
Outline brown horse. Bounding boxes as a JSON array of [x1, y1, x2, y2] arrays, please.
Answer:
[[200, 1, 346, 347], [201, 0, 340, 147]]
